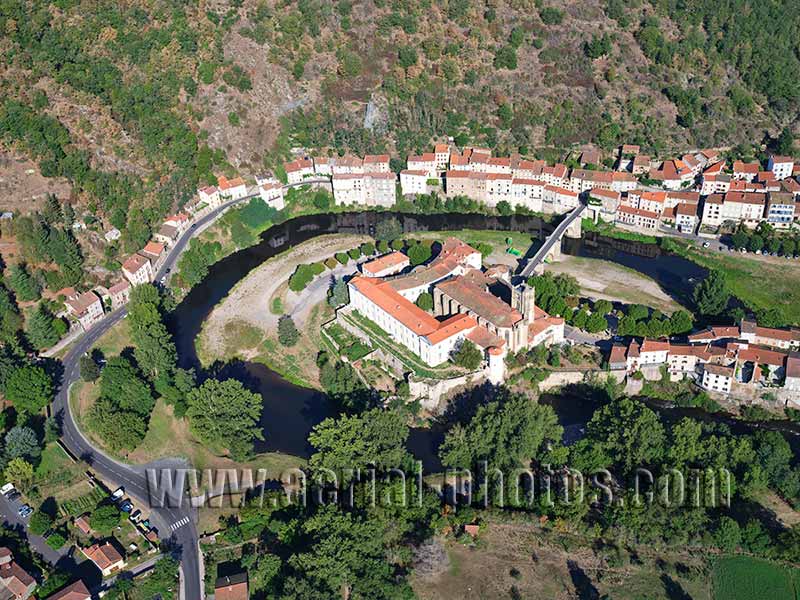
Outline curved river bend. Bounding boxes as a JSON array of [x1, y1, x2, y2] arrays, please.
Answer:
[[169, 211, 800, 463]]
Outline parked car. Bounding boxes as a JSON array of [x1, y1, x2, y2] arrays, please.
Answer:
[[111, 487, 124, 500], [119, 500, 133, 513], [702, 241, 710, 248], [1, 483, 15, 497], [129, 509, 141, 523], [6, 492, 21, 503], [18, 505, 33, 518]]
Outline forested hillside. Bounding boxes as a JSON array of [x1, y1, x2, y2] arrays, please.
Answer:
[[1, 0, 800, 225]]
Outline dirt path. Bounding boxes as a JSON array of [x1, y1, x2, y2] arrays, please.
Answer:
[[546, 255, 684, 314], [199, 233, 370, 359]]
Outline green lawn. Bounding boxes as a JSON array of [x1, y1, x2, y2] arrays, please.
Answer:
[[413, 228, 535, 250], [712, 556, 799, 600], [668, 242, 800, 324]]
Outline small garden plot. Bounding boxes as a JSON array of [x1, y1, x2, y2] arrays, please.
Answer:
[[59, 487, 106, 518]]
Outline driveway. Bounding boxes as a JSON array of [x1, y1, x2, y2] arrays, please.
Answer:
[[0, 492, 68, 565]]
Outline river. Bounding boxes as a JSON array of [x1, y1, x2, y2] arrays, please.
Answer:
[[169, 211, 800, 465]]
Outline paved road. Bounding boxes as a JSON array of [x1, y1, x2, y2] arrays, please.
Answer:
[[520, 203, 587, 278], [51, 195, 256, 599]]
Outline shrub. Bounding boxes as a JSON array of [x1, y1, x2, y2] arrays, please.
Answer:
[[539, 7, 564, 25], [324, 258, 338, 269], [278, 315, 299, 347], [288, 263, 325, 292], [360, 242, 375, 256], [335, 252, 349, 265], [348, 247, 361, 260]]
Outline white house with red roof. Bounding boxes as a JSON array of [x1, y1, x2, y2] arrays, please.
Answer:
[[542, 184, 579, 213], [197, 185, 220, 208], [217, 175, 248, 200], [256, 174, 285, 210], [122, 254, 154, 286], [332, 172, 396, 207], [139, 241, 166, 271], [108, 279, 131, 309], [433, 144, 451, 172], [285, 158, 314, 183], [616, 205, 659, 231], [400, 170, 429, 196], [363, 154, 390, 173], [362, 251, 410, 278], [587, 188, 620, 223], [732, 161, 760, 182], [64, 289, 104, 331], [407, 153, 437, 178], [0, 547, 35, 599]]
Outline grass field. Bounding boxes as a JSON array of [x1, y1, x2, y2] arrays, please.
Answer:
[[669, 242, 800, 325], [91, 318, 132, 357], [712, 556, 799, 600]]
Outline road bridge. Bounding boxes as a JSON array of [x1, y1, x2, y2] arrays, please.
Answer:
[[518, 203, 586, 279]]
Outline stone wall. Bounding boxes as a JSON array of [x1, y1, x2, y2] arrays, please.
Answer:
[[409, 369, 488, 412]]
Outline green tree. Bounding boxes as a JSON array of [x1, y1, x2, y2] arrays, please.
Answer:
[[99, 356, 153, 416], [415, 292, 434, 311], [90, 503, 123, 534], [774, 127, 795, 156], [586, 396, 665, 471], [26, 303, 60, 349], [328, 277, 350, 307], [8, 264, 40, 302], [594, 299, 613, 315], [693, 270, 730, 316], [453, 340, 483, 370], [29, 511, 53, 535], [79, 354, 100, 382], [309, 408, 412, 477], [782, 238, 796, 256], [539, 6, 564, 24], [668, 309, 693, 335], [375, 217, 402, 241], [3, 458, 33, 491], [5, 426, 41, 462], [5, 365, 53, 415], [748, 234, 764, 253], [585, 311, 608, 333], [313, 191, 331, 210], [496, 200, 513, 215], [87, 399, 147, 452], [714, 516, 742, 552], [440, 393, 563, 472], [731, 229, 750, 250], [360, 242, 375, 256], [127, 285, 177, 385], [278, 315, 299, 347], [186, 379, 264, 460], [407, 243, 432, 266], [397, 46, 418, 69]]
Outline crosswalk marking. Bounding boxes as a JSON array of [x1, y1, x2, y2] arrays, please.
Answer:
[[170, 516, 191, 531]]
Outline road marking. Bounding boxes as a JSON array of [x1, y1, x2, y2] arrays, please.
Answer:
[[170, 516, 191, 532]]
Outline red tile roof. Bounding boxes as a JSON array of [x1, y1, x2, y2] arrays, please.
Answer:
[[362, 251, 409, 276], [122, 254, 150, 274], [733, 160, 760, 174], [46, 580, 91, 600], [641, 339, 670, 353], [218, 175, 245, 190]]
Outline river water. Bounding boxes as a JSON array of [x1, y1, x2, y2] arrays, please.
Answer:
[[169, 211, 800, 464]]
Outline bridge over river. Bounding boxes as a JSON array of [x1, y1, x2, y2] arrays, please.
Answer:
[[518, 203, 586, 279]]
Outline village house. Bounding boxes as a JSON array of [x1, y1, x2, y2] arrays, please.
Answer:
[[586, 188, 620, 223], [672, 202, 699, 234], [153, 222, 179, 246], [625, 190, 666, 215], [215, 573, 249, 600], [363, 154, 391, 173], [765, 192, 796, 229], [701, 192, 766, 229], [121, 254, 154, 286], [579, 148, 601, 167], [786, 354, 800, 393], [256, 174, 285, 210], [0, 547, 35, 599], [332, 172, 396, 207], [542, 184, 579, 213], [434, 144, 451, 172], [138, 241, 166, 271], [732, 161, 760, 182], [285, 158, 315, 183], [81, 541, 126, 577], [362, 251, 410, 277], [332, 154, 364, 175], [700, 173, 731, 196], [197, 185, 221, 209], [46, 580, 92, 600], [64, 289, 104, 331], [667, 343, 712, 377], [511, 179, 545, 212], [312, 156, 331, 176], [649, 159, 696, 190], [740, 319, 800, 350], [616, 205, 659, 231], [217, 175, 248, 200], [540, 164, 570, 187], [108, 279, 131, 309], [164, 212, 190, 233], [768, 155, 795, 180], [407, 153, 438, 178], [631, 155, 651, 175], [400, 170, 429, 196], [616, 144, 640, 172], [701, 363, 735, 394]]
